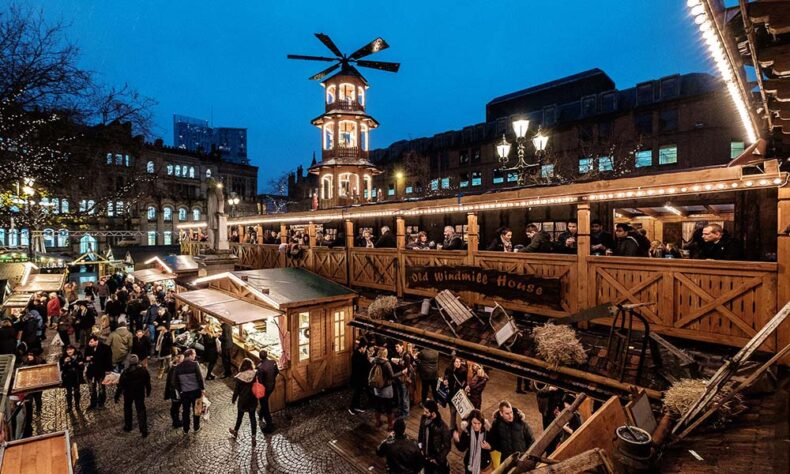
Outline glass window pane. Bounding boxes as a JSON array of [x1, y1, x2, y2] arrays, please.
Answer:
[[599, 156, 613, 171], [659, 145, 677, 165], [333, 310, 345, 352], [147, 231, 156, 246], [540, 164, 555, 177], [635, 150, 652, 168], [730, 141, 745, 159], [579, 158, 593, 173], [298, 312, 310, 362]]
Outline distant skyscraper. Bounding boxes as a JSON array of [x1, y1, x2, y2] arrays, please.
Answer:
[[173, 114, 249, 164]]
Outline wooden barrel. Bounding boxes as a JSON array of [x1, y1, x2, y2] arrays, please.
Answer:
[[613, 425, 655, 473]]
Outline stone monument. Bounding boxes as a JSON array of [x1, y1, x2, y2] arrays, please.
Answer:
[[195, 179, 237, 275]]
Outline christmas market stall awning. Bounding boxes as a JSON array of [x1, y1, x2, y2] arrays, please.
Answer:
[[13, 273, 66, 294], [162, 255, 199, 274], [174, 288, 282, 326], [1, 293, 33, 312], [130, 268, 177, 284], [232, 267, 357, 309]]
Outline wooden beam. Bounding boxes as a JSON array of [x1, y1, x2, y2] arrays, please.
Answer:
[[705, 205, 721, 217], [778, 187, 790, 364], [636, 207, 660, 218], [549, 396, 627, 463], [525, 449, 615, 474]]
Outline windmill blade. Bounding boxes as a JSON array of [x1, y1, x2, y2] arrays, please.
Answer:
[[314, 33, 343, 58], [308, 63, 341, 81], [287, 54, 337, 62], [356, 60, 400, 73], [349, 37, 389, 60]]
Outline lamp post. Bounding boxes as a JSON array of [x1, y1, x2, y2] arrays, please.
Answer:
[[227, 194, 241, 217], [496, 119, 550, 186]]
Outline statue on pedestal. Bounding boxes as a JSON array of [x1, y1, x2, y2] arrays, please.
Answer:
[[206, 179, 229, 252]]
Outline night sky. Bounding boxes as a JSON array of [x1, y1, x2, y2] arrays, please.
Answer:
[[30, 0, 713, 192]]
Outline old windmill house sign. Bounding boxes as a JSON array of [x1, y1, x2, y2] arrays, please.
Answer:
[[406, 265, 562, 307]]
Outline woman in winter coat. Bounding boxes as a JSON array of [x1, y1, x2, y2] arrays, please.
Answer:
[[0, 319, 17, 355], [453, 409, 493, 474], [466, 364, 489, 410], [56, 309, 73, 347], [200, 325, 219, 380], [371, 347, 396, 429], [131, 329, 152, 368], [155, 325, 174, 372], [443, 356, 468, 431], [59, 345, 84, 411], [164, 353, 184, 428], [229, 358, 258, 445]]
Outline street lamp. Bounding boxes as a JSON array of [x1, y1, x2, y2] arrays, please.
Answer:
[[496, 119, 550, 185], [227, 194, 241, 217]]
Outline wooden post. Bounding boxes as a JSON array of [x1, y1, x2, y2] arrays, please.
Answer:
[[395, 215, 406, 249], [255, 224, 263, 244], [345, 219, 354, 248], [307, 222, 317, 271], [307, 222, 317, 248], [576, 204, 591, 316], [777, 186, 790, 363], [280, 223, 287, 244], [466, 212, 479, 265], [237, 224, 244, 243]]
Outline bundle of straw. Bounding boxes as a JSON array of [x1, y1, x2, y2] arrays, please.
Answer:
[[533, 323, 587, 367], [368, 296, 398, 320]]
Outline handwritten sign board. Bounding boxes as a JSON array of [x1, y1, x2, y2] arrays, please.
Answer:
[[451, 389, 475, 420], [406, 265, 561, 307]]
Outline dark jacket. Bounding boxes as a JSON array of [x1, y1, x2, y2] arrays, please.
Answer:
[[442, 235, 464, 250], [173, 358, 205, 394], [105, 299, 123, 318], [256, 358, 280, 392], [615, 235, 643, 257], [350, 349, 371, 388], [132, 335, 151, 360], [591, 230, 615, 253], [698, 235, 742, 261], [232, 370, 258, 411], [155, 330, 173, 358], [375, 231, 397, 249], [418, 415, 451, 466], [0, 325, 17, 355], [201, 334, 218, 363], [555, 231, 578, 254], [220, 323, 233, 351], [114, 364, 152, 401], [59, 351, 84, 387], [85, 342, 113, 380], [520, 231, 553, 253], [486, 237, 509, 252], [164, 364, 180, 401], [487, 407, 535, 460], [454, 428, 493, 473], [444, 362, 468, 395], [416, 348, 439, 381], [376, 434, 425, 474], [467, 375, 488, 409]]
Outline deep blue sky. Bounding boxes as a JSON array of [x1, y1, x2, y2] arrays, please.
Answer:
[[30, 0, 712, 193]]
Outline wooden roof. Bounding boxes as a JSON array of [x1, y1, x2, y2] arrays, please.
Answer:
[[0, 430, 74, 474], [174, 288, 281, 326], [1, 293, 32, 310], [232, 268, 356, 309], [130, 268, 177, 284], [162, 255, 199, 273], [13, 273, 65, 294]]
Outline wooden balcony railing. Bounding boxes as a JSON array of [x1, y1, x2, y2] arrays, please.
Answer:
[[322, 147, 369, 161], [325, 100, 364, 113]]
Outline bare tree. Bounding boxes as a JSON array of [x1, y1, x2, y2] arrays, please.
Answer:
[[88, 83, 157, 138]]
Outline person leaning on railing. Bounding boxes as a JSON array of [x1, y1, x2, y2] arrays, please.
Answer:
[[487, 227, 514, 252], [407, 231, 433, 250], [519, 224, 554, 253], [697, 224, 743, 260]]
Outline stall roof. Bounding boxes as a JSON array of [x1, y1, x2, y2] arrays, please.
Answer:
[[163, 255, 199, 273], [1, 293, 32, 309], [233, 268, 356, 308], [131, 268, 177, 284], [175, 288, 281, 325], [13, 273, 65, 294]]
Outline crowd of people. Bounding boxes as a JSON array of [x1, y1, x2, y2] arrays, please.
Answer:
[[2, 271, 280, 443]]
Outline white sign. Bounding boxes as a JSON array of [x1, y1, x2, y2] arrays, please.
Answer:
[[451, 389, 475, 420]]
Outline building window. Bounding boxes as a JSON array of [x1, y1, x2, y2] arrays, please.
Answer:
[[147, 231, 156, 246], [333, 310, 346, 352], [472, 149, 481, 162], [371, 188, 378, 198], [493, 170, 505, 184], [42, 229, 55, 248], [206, 168, 212, 178], [637, 82, 654, 105], [8, 229, 17, 247], [0, 229, 5, 246], [659, 109, 678, 132], [163, 231, 172, 245], [440, 177, 450, 189], [507, 172, 518, 183], [581, 96, 597, 116], [599, 156, 614, 172], [20, 229, 29, 247], [178, 208, 187, 221], [601, 92, 617, 112], [146, 161, 154, 173], [192, 208, 201, 221], [459, 173, 469, 188], [659, 145, 678, 165], [106, 153, 112, 165], [124, 154, 131, 167], [189, 167, 195, 178], [471, 171, 482, 186], [387, 184, 395, 196], [57, 229, 69, 247], [430, 179, 439, 191], [635, 149, 653, 168], [543, 105, 557, 126], [579, 157, 594, 174], [405, 185, 413, 194], [106, 201, 114, 217], [730, 141, 745, 159], [147, 206, 156, 221], [459, 151, 469, 164], [635, 112, 653, 135], [61, 199, 69, 214], [163, 207, 173, 222], [175, 165, 182, 177], [598, 121, 613, 140], [326, 85, 335, 104], [115, 154, 123, 166], [298, 312, 310, 362], [79, 234, 95, 254], [540, 164, 555, 178], [660, 76, 679, 99], [166, 164, 173, 175]]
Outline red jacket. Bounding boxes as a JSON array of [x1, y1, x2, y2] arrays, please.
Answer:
[[47, 298, 61, 317]]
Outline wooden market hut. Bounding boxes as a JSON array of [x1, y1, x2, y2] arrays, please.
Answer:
[[129, 257, 177, 287], [12, 273, 66, 296], [175, 267, 356, 409]]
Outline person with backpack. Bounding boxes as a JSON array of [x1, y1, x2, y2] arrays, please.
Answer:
[[255, 349, 279, 433], [229, 358, 258, 446], [370, 347, 396, 429]]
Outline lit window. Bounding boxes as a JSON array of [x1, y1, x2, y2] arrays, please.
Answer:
[[730, 141, 745, 159], [116, 201, 123, 215], [166, 164, 173, 175], [147, 206, 156, 220], [57, 229, 68, 247], [8, 229, 18, 247], [163, 231, 172, 245], [507, 172, 519, 183], [635, 150, 652, 168], [599, 156, 614, 172], [189, 166, 195, 178], [178, 208, 187, 220], [106, 153, 112, 165], [61, 199, 69, 214], [107, 201, 114, 217], [430, 179, 439, 191], [20, 229, 29, 247], [192, 208, 201, 221], [579, 157, 594, 174], [0, 229, 4, 246], [298, 312, 310, 362], [115, 154, 123, 166], [124, 154, 131, 167], [659, 145, 677, 165], [163, 207, 172, 222], [540, 164, 555, 178], [206, 168, 212, 178], [440, 177, 450, 189], [372, 188, 378, 198], [459, 151, 469, 164], [175, 165, 181, 177], [405, 185, 413, 194], [493, 170, 504, 184], [147, 231, 156, 246], [51, 198, 59, 214], [471, 171, 482, 186], [472, 150, 481, 162], [459, 173, 469, 188], [333, 310, 346, 352], [387, 184, 395, 196], [146, 161, 154, 173]]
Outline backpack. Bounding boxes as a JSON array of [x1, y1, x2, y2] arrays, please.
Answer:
[[252, 379, 266, 399], [368, 363, 386, 389]]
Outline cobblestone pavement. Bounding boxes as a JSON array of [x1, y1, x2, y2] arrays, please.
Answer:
[[34, 344, 359, 473]]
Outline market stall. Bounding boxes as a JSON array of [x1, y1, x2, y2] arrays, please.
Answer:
[[0, 430, 76, 474], [130, 257, 177, 289], [0, 294, 31, 318], [12, 273, 65, 295], [175, 267, 356, 407]]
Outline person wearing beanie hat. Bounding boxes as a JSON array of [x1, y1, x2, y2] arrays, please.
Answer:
[[115, 350, 151, 437]]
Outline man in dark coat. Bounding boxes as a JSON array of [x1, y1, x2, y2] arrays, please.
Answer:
[[418, 400, 451, 474], [84, 335, 113, 409], [349, 337, 371, 414], [376, 418, 424, 474], [164, 353, 184, 428], [415, 346, 439, 406], [555, 220, 578, 254], [114, 354, 152, 437], [441, 226, 464, 250], [173, 348, 205, 434], [256, 350, 280, 433], [590, 219, 615, 255], [614, 224, 647, 257], [520, 224, 553, 253], [375, 226, 397, 248], [220, 322, 233, 378], [487, 400, 534, 462], [698, 224, 742, 260]]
